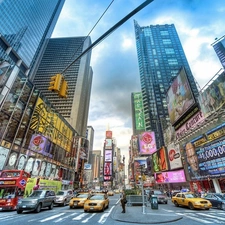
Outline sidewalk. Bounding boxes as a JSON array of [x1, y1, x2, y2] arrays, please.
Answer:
[[111, 203, 183, 224]]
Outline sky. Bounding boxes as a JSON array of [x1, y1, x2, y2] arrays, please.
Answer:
[[52, 0, 225, 160]]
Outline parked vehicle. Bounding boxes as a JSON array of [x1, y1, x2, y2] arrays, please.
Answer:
[[55, 189, 73, 206], [84, 193, 109, 212], [172, 192, 212, 210], [203, 193, 225, 210], [69, 192, 91, 209], [149, 190, 168, 204], [16, 190, 56, 214]]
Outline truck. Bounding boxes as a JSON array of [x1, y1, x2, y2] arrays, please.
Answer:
[[0, 170, 30, 211]]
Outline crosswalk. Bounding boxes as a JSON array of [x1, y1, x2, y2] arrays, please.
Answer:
[[164, 209, 225, 224], [0, 206, 115, 224]]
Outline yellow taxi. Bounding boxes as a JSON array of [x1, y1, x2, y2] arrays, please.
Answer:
[[84, 193, 109, 212], [107, 190, 114, 196], [172, 192, 212, 210], [69, 193, 91, 209]]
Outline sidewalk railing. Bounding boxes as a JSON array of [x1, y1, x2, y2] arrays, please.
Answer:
[[126, 195, 150, 207]]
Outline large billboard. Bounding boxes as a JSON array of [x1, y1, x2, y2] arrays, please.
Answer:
[[105, 139, 112, 149], [104, 162, 112, 176], [105, 150, 112, 162], [167, 143, 183, 170], [139, 131, 157, 155], [198, 71, 225, 118], [166, 67, 196, 126], [154, 169, 186, 184], [133, 92, 145, 130], [152, 147, 168, 172]]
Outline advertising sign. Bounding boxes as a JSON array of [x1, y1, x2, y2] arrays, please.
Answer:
[[154, 169, 186, 183], [0, 147, 9, 170], [133, 92, 145, 130], [166, 67, 196, 125], [198, 71, 225, 118], [106, 131, 112, 139], [185, 137, 225, 180], [105, 139, 112, 149], [84, 163, 92, 170], [152, 147, 168, 172], [139, 131, 157, 155], [167, 143, 182, 170], [105, 150, 112, 162], [104, 162, 112, 176]]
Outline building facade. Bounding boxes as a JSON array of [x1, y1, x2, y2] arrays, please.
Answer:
[[32, 37, 93, 136], [212, 35, 225, 69], [0, 0, 65, 73], [134, 21, 199, 148]]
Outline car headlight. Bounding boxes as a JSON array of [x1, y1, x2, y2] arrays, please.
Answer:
[[194, 201, 201, 205], [97, 203, 103, 206], [80, 200, 85, 203], [58, 197, 64, 200], [31, 200, 38, 204], [18, 200, 22, 204]]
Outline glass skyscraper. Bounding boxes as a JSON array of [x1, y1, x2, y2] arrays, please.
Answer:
[[0, 0, 65, 69], [134, 21, 198, 148]]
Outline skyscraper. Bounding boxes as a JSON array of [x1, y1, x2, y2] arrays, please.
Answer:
[[33, 37, 93, 136], [134, 21, 198, 148], [211, 35, 225, 69], [0, 0, 65, 70]]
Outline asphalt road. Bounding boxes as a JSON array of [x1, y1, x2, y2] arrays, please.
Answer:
[[0, 195, 225, 225]]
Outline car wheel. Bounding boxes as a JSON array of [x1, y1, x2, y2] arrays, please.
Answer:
[[62, 200, 66, 207], [70, 206, 74, 209], [35, 203, 41, 213], [84, 210, 87, 212], [165, 201, 168, 204], [174, 201, 179, 207], [188, 202, 194, 210], [49, 202, 54, 210], [17, 210, 23, 214], [221, 203, 225, 210], [101, 205, 105, 212]]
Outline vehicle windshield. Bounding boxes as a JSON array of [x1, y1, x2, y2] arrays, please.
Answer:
[[0, 187, 16, 199], [56, 191, 65, 196], [185, 194, 195, 198], [29, 191, 44, 198], [216, 194, 225, 200], [76, 194, 88, 198], [90, 195, 105, 200], [153, 190, 163, 195]]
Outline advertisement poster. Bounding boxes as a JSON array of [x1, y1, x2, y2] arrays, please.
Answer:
[[166, 67, 196, 125], [152, 148, 168, 172], [167, 143, 182, 170], [105, 150, 112, 162], [139, 131, 157, 155], [155, 169, 186, 183], [84, 163, 92, 170], [5, 151, 18, 169], [17, 154, 27, 170], [104, 162, 112, 176], [105, 139, 112, 149], [185, 137, 225, 180], [0, 147, 9, 170]]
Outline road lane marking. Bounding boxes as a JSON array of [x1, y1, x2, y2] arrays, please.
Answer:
[[81, 213, 96, 223], [40, 213, 65, 222]]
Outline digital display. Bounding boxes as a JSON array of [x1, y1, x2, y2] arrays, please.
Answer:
[[154, 170, 186, 183]]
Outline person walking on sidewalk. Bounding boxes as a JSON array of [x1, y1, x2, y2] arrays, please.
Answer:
[[120, 190, 126, 213]]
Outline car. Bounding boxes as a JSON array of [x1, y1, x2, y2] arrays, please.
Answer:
[[83, 193, 109, 212], [149, 190, 168, 204], [69, 192, 91, 209], [172, 192, 212, 210], [107, 190, 114, 196], [114, 189, 120, 194], [55, 189, 73, 206], [16, 190, 56, 214], [203, 193, 225, 210]]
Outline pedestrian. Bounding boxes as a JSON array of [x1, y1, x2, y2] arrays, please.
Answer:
[[120, 190, 126, 213]]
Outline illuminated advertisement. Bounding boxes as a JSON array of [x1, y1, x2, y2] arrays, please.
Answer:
[[139, 131, 157, 155], [105, 139, 112, 149], [154, 169, 186, 183], [198, 71, 225, 118], [106, 131, 112, 139], [30, 97, 73, 152], [84, 163, 92, 170], [0, 147, 9, 170], [104, 176, 111, 181], [185, 136, 225, 180], [152, 147, 168, 172], [104, 162, 112, 176], [131, 135, 139, 157], [133, 92, 145, 130], [163, 124, 175, 146], [167, 143, 182, 170], [175, 110, 205, 140], [166, 67, 196, 125], [105, 150, 112, 162]]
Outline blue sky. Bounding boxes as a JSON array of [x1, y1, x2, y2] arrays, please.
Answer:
[[52, 0, 225, 158]]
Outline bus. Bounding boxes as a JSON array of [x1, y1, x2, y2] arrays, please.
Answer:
[[0, 170, 30, 211]]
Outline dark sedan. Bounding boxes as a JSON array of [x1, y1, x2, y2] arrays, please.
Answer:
[[203, 193, 225, 210]]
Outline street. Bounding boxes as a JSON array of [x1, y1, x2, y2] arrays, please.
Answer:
[[0, 195, 225, 225]]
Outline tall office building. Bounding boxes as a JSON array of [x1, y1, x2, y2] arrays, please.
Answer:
[[0, 0, 65, 71], [33, 37, 93, 136], [134, 21, 198, 148], [211, 35, 225, 69]]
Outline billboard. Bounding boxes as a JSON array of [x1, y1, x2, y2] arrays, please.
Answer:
[[105, 150, 112, 162], [198, 71, 225, 118], [154, 169, 186, 183], [133, 92, 145, 130], [104, 162, 112, 176], [139, 131, 157, 155], [84, 163, 92, 170], [166, 67, 196, 125], [105, 139, 112, 149], [152, 147, 168, 172], [106, 131, 112, 139], [167, 143, 183, 170]]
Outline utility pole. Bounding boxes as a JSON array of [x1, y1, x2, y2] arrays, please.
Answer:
[[139, 164, 146, 214]]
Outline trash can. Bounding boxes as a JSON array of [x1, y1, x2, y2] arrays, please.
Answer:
[[151, 195, 158, 209]]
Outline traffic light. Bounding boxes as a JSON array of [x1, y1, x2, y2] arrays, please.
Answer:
[[48, 73, 62, 92], [58, 79, 68, 98]]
